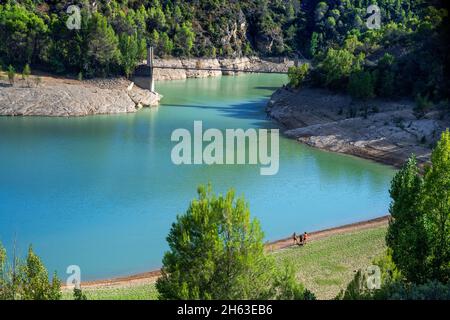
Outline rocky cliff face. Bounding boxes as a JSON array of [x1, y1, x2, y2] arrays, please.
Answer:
[[0, 78, 161, 117], [267, 87, 450, 167]]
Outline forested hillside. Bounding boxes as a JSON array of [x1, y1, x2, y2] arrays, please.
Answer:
[[0, 0, 448, 101]]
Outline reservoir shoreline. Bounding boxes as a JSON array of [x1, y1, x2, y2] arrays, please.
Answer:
[[266, 87, 450, 167], [69, 215, 389, 289], [3, 56, 443, 167], [0, 56, 294, 117], [1, 73, 395, 282]]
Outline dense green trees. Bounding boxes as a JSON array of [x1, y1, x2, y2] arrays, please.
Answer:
[[373, 53, 396, 98], [173, 22, 195, 57], [386, 156, 428, 283], [0, 0, 448, 100], [0, 4, 47, 65], [157, 185, 314, 300], [119, 33, 140, 79], [85, 13, 120, 77], [0, 0, 303, 77], [348, 70, 375, 101], [302, 0, 448, 103], [388, 130, 450, 283], [421, 130, 450, 282], [339, 130, 450, 299], [287, 64, 309, 88], [317, 48, 364, 89]]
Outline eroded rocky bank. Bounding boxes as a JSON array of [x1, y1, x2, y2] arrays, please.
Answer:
[[0, 57, 292, 117], [0, 76, 161, 117], [267, 87, 450, 167]]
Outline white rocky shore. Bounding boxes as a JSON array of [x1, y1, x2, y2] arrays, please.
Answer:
[[150, 56, 294, 81], [267, 87, 450, 167], [0, 57, 292, 117], [0, 77, 161, 117]]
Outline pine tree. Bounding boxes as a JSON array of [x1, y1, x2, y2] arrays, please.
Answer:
[[387, 131, 450, 283], [7, 65, 15, 86], [156, 185, 275, 300], [386, 156, 428, 283], [119, 33, 139, 78], [422, 130, 450, 282], [173, 22, 195, 57], [1, 243, 61, 300], [21, 246, 62, 300], [86, 13, 120, 76]]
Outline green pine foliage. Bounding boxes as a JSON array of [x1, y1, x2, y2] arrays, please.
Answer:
[[0, 243, 62, 300], [317, 48, 364, 89], [119, 33, 140, 79], [287, 63, 309, 88], [156, 185, 275, 299], [0, 0, 448, 102], [348, 70, 375, 100], [272, 263, 316, 300], [388, 130, 450, 283], [422, 130, 450, 282], [156, 185, 314, 300], [339, 131, 450, 299]]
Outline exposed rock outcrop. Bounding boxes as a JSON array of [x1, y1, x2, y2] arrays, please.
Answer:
[[267, 87, 450, 167], [0, 77, 161, 117], [127, 83, 162, 108]]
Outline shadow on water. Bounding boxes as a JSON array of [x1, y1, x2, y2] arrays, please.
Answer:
[[253, 86, 281, 91], [162, 99, 275, 129]]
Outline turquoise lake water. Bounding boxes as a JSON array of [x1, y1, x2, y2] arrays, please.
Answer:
[[0, 74, 395, 280]]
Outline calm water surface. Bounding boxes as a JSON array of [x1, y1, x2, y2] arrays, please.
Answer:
[[0, 74, 395, 280]]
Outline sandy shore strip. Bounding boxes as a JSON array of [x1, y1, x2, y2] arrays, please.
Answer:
[[69, 215, 389, 290]]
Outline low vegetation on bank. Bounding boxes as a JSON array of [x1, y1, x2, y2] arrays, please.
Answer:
[[61, 226, 388, 300], [286, 5, 449, 108], [337, 130, 450, 299]]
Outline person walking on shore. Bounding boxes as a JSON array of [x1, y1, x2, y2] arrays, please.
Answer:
[[297, 233, 304, 246]]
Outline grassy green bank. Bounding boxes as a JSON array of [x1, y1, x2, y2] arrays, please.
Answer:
[[62, 225, 387, 300], [272, 225, 387, 299]]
